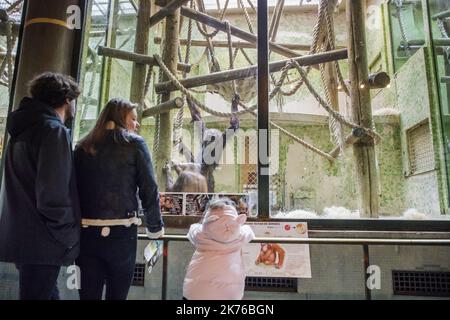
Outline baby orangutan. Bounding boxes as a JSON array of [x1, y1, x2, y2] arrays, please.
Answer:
[[255, 243, 286, 269]]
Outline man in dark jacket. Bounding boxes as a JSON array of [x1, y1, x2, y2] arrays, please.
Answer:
[[0, 72, 81, 300]]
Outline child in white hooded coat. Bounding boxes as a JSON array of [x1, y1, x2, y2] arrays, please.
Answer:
[[183, 198, 255, 300]]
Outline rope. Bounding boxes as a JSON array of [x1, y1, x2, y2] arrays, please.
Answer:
[[194, 0, 229, 38], [319, 59, 344, 152], [246, 0, 257, 14], [323, 1, 349, 96], [153, 69, 164, 157], [225, 20, 238, 96], [238, 0, 254, 34], [273, 0, 328, 97], [395, 0, 411, 53], [192, 1, 220, 72], [154, 54, 256, 118], [5, 20, 15, 92], [142, 65, 153, 108]]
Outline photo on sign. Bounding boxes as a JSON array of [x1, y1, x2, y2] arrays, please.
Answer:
[[184, 193, 254, 216], [159, 192, 184, 215], [243, 222, 312, 278], [185, 193, 214, 216]]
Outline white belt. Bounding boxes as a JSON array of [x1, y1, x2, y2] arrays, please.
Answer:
[[82, 217, 142, 237], [81, 217, 142, 228]]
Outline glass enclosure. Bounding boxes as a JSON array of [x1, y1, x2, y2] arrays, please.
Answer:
[[388, 0, 425, 72], [0, 0, 23, 161], [0, 0, 447, 222], [427, 0, 450, 205]]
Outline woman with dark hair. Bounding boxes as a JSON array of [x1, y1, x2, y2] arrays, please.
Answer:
[[74, 98, 163, 300]]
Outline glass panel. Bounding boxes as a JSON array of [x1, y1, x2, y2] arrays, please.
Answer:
[[0, 0, 23, 160], [388, 0, 425, 72], [74, 0, 138, 143], [428, 0, 450, 205]]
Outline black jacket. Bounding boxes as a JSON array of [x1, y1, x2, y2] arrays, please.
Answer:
[[74, 131, 163, 233], [0, 98, 81, 266]]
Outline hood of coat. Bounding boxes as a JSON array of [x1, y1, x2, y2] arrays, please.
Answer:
[[7, 97, 62, 138], [188, 205, 254, 253]]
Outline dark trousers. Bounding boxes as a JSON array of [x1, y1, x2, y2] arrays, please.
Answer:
[[77, 227, 137, 300], [18, 264, 61, 300]]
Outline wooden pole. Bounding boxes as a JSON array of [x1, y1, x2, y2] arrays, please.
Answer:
[[156, 7, 180, 190], [155, 48, 348, 93], [142, 97, 183, 118], [130, 0, 151, 121], [97, 46, 191, 73], [346, 0, 379, 218], [12, 0, 87, 108], [149, 0, 189, 27]]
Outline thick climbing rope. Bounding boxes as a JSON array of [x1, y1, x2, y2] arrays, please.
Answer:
[[154, 54, 256, 118], [194, 0, 229, 38], [225, 20, 238, 97], [320, 2, 345, 150], [323, 1, 349, 96], [5, 20, 15, 91], [238, 0, 254, 34], [153, 71, 163, 157], [319, 56, 344, 151], [246, 0, 257, 14], [274, 0, 328, 97], [192, 1, 221, 72], [395, 0, 411, 53]]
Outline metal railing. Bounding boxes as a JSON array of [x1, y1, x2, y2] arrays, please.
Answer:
[[137, 233, 450, 300]]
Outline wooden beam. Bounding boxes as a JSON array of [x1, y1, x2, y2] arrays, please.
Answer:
[[368, 72, 390, 89], [180, 6, 307, 61], [150, 0, 189, 27], [142, 97, 184, 118], [432, 9, 450, 20], [155, 48, 348, 94], [154, 36, 346, 51], [346, 0, 379, 218], [441, 76, 450, 84], [130, 0, 151, 121], [97, 46, 191, 73], [434, 38, 450, 46], [156, 7, 181, 191]]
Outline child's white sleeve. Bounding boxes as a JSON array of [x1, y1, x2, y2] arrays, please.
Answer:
[[241, 225, 255, 243], [187, 223, 202, 244]]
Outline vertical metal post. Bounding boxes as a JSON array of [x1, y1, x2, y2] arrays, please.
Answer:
[[257, 0, 270, 218], [363, 244, 372, 300], [162, 239, 169, 300]]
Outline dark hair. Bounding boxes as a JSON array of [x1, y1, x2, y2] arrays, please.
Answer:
[[28, 72, 80, 108], [78, 98, 137, 155]]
